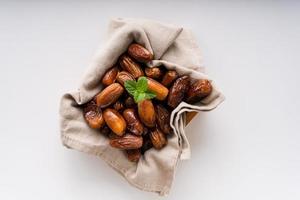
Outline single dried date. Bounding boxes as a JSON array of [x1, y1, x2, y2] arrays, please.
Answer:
[[127, 43, 153, 63], [156, 104, 172, 135], [146, 77, 169, 101], [103, 108, 127, 136], [138, 99, 156, 127], [161, 70, 178, 87], [150, 127, 167, 149], [110, 133, 143, 149], [102, 66, 119, 86], [167, 75, 190, 108], [119, 54, 144, 78], [123, 108, 144, 136], [145, 67, 163, 79], [96, 83, 124, 108], [116, 71, 135, 86], [83, 101, 105, 129], [186, 79, 212, 103]]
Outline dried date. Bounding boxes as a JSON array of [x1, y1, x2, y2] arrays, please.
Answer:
[[110, 134, 143, 149], [167, 76, 190, 108], [103, 108, 127, 136]]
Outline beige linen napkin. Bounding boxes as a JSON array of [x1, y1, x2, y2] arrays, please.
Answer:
[[59, 18, 224, 196]]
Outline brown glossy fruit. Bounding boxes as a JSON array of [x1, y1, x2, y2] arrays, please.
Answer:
[[113, 100, 124, 111], [83, 101, 105, 129], [116, 71, 135, 86], [138, 100, 156, 127], [145, 67, 163, 79], [96, 83, 124, 108], [186, 79, 212, 103], [123, 108, 144, 136], [146, 78, 169, 101], [110, 133, 143, 149], [124, 96, 135, 108], [103, 108, 126, 136], [167, 76, 190, 108], [156, 104, 172, 135], [126, 149, 141, 162], [161, 70, 178, 87], [102, 66, 119, 86], [127, 43, 153, 63], [150, 128, 167, 149], [119, 54, 144, 78]]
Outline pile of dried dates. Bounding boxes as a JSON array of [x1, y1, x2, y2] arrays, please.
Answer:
[[82, 43, 212, 162]]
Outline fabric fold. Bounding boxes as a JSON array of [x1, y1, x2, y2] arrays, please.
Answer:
[[110, 18, 184, 60]]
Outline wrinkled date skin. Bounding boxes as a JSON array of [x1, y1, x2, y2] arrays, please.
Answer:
[[161, 70, 178, 87], [127, 43, 153, 63], [103, 108, 127, 136], [167, 75, 190, 108], [150, 128, 167, 149], [156, 104, 172, 135], [138, 99, 156, 127], [126, 149, 141, 162], [83, 101, 105, 129], [186, 79, 212, 103], [124, 96, 135, 108], [119, 55, 144, 78], [146, 78, 169, 101], [102, 66, 119, 86], [96, 83, 124, 108], [145, 67, 163, 79], [123, 108, 144, 136], [110, 133, 143, 149], [116, 71, 135, 86]]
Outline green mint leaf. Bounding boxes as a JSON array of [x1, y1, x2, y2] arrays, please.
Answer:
[[144, 91, 156, 100], [135, 93, 146, 103], [125, 77, 156, 103], [125, 80, 137, 96], [136, 77, 148, 92], [133, 96, 139, 103]]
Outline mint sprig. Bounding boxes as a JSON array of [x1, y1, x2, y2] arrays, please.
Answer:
[[125, 77, 156, 103]]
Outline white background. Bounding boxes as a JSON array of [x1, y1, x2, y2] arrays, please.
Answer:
[[0, 1, 299, 200]]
